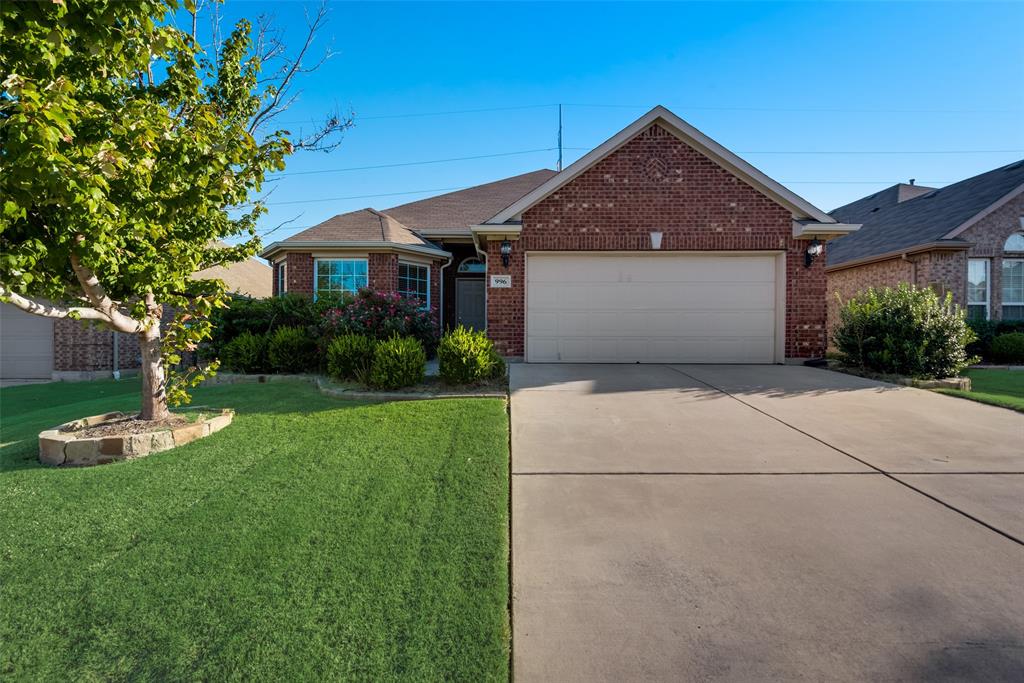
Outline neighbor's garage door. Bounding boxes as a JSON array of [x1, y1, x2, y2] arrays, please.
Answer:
[[526, 254, 779, 363], [1, 302, 54, 379]]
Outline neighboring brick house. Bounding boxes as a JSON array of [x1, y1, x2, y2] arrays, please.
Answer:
[[0, 256, 272, 381], [261, 106, 857, 363], [826, 160, 1024, 332]]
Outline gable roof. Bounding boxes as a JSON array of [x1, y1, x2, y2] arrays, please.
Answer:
[[385, 169, 556, 234], [485, 105, 836, 225], [828, 159, 1024, 267], [285, 208, 427, 245]]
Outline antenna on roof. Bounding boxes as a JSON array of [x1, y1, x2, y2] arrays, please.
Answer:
[[557, 103, 563, 172]]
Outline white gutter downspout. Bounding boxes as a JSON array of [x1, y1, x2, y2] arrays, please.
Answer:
[[438, 254, 453, 331], [112, 333, 121, 380]]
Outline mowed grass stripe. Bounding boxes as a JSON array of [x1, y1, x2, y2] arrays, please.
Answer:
[[0, 379, 509, 681]]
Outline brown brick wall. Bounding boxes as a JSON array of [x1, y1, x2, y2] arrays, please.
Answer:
[[961, 193, 1024, 320], [285, 252, 314, 296], [485, 122, 829, 359], [53, 319, 141, 372], [369, 253, 398, 291], [826, 193, 1023, 331]]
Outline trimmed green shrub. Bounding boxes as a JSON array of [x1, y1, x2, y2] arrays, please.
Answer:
[[968, 319, 1024, 360], [367, 335, 426, 389], [438, 325, 505, 384], [267, 326, 318, 374], [326, 334, 377, 381], [219, 331, 268, 374], [991, 332, 1024, 364], [204, 292, 349, 360], [832, 284, 976, 379]]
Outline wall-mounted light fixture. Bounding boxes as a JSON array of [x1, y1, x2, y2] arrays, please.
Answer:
[[804, 239, 823, 268], [500, 239, 512, 267]]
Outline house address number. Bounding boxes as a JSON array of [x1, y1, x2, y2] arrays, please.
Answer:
[[490, 274, 512, 288]]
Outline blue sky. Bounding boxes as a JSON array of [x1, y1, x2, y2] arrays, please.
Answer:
[[191, 1, 1024, 244]]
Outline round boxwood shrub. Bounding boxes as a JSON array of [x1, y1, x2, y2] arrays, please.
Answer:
[[267, 326, 318, 374], [832, 284, 975, 379], [991, 332, 1024, 364], [220, 331, 267, 374], [326, 334, 376, 381], [438, 325, 505, 384], [367, 335, 426, 389]]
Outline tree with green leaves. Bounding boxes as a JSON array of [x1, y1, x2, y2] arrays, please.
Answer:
[[0, 1, 348, 420]]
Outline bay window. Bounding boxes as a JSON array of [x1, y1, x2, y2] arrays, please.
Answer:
[[315, 258, 368, 299]]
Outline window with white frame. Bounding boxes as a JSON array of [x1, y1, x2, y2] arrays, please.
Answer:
[[1002, 258, 1024, 320], [315, 258, 367, 299], [398, 261, 429, 307], [966, 259, 989, 320], [276, 262, 287, 296]]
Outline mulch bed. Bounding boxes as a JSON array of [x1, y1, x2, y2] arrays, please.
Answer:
[[63, 413, 202, 438]]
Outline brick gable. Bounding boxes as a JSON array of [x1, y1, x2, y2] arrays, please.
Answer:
[[486, 123, 827, 358]]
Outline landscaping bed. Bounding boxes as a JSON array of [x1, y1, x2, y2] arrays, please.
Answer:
[[824, 361, 971, 390], [0, 377, 511, 680]]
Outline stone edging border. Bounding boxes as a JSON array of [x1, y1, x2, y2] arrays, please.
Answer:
[[822, 363, 971, 391], [205, 372, 507, 401], [39, 409, 234, 467]]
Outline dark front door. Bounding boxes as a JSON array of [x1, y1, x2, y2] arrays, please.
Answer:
[[456, 279, 486, 331]]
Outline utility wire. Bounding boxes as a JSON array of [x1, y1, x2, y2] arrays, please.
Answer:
[[252, 186, 471, 208], [268, 147, 557, 178], [274, 101, 1023, 125]]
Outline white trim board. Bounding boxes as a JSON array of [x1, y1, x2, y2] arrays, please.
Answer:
[[485, 105, 837, 226]]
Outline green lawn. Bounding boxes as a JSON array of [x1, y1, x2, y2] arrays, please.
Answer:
[[935, 369, 1024, 412], [0, 378, 510, 681]]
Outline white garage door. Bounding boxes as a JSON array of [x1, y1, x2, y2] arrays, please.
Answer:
[[1, 302, 55, 379], [526, 254, 780, 363]]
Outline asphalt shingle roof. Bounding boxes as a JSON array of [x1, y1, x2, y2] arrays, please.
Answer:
[[828, 159, 1024, 266], [285, 208, 432, 246], [384, 169, 557, 232]]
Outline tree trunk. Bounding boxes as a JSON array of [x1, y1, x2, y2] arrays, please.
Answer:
[[139, 321, 169, 421]]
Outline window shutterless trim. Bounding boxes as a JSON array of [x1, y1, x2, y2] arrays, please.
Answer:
[[398, 260, 430, 309], [1002, 258, 1024, 319], [313, 257, 368, 301], [966, 258, 990, 320]]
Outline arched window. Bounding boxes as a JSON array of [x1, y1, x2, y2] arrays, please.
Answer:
[[457, 257, 485, 274], [1004, 231, 1024, 252]]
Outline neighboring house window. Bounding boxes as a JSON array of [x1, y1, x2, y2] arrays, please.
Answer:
[[966, 259, 990, 320], [398, 261, 430, 307], [1004, 231, 1024, 252], [277, 263, 287, 296], [1002, 258, 1024, 320], [315, 258, 368, 299], [457, 257, 486, 274]]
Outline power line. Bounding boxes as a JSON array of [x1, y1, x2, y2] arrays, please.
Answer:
[[562, 102, 1024, 115], [268, 147, 557, 178], [274, 101, 1023, 126], [562, 146, 1023, 155], [256, 186, 471, 207]]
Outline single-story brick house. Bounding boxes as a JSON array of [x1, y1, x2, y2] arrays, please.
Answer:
[[0, 256, 271, 382], [826, 160, 1024, 330], [261, 106, 859, 363]]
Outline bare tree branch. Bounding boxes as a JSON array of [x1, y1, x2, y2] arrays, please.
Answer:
[[248, 1, 329, 134]]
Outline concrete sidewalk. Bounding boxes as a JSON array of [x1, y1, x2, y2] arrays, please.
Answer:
[[511, 364, 1024, 681]]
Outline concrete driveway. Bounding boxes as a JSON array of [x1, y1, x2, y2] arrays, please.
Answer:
[[511, 364, 1024, 681]]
